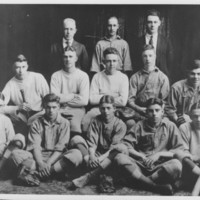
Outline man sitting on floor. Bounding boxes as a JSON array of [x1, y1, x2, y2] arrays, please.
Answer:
[[114, 98, 184, 195], [11, 93, 84, 186], [175, 101, 200, 195], [70, 95, 128, 191]]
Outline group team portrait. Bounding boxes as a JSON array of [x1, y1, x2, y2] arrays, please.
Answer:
[[0, 4, 199, 196]]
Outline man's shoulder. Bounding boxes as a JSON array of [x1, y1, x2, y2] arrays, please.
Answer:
[[29, 71, 45, 78], [75, 68, 89, 78], [162, 117, 176, 127], [130, 70, 141, 80], [73, 40, 85, 48], [51, 69, 63, 77], [0, 114, 11, 123], [172, 79, 187, 89]]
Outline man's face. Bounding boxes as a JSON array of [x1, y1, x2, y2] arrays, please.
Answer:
[[107, 18, 119, 37], [146, 104, 163, 125], [142, 49, 156, 68], [99, 103, 115, 122], [63, 21, 77, 41], [188, 68, 200, 87], [45, 101, 59, 121], [63, 51, 77, 70], [191, 108, 200, 129], [146, 15, 161, 34], [14, 61, 28, 80], [104, 53, 118, 75]]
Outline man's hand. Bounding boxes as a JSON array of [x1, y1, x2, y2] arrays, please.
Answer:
[[138, 107, 147, 115], [143, 153, 160, 168], [88, 155, 100, 169], [18, 103, 32, 112], [38, 162, 51, 178], [191, 155, 200, 163]]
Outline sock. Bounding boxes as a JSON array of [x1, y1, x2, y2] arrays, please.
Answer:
[[52, 158, 73, 174], [192, 175, 200, 196], [183, 157, 200, 175], [150, 168, 170, 184]]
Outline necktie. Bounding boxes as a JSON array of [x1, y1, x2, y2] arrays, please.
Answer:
[[64, 41, 70, 51], [149, 35, 153, 47]]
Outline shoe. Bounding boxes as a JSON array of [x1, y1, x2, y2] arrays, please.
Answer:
[[157, 184, 174, 195], [72, 172, 91, 188], [98, 174, 116, 193], [15, 165, 40, 187]]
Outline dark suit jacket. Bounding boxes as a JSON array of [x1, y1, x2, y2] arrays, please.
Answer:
[[134, 34, 173, 79], [50, 40, 89, 73]]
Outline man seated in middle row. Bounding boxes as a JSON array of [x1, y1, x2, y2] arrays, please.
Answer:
[[82, 47, 129, 133], [127, 44, 170, 125], [11, 93, 84, 186], [50, 47, 90, 134]]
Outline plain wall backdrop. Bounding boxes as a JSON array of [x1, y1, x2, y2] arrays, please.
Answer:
[[0, 5, 199, 89]]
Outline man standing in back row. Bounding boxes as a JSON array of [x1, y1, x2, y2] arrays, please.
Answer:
[[90, 16, 132, 78], [50, 18, 89, 77], [134, 9, 173, 79]]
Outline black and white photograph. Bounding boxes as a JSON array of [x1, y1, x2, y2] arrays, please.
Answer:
[[0, 3, 199, 197]]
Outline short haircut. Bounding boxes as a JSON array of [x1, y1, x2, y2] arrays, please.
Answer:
[[63, 18, 76, 27], [99, 95, 115, 106], [146, 9, 161, 20], [42, 93, 60, 107], [190, 101, 200, 112], [63, 46, 76, 55], [103, 47, 120, 58], [142, 44, 155, 54], [186, 59, 200, 71], [14, 54, 27, 62], [146, 98, 164, 108]]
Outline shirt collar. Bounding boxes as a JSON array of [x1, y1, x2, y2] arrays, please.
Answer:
[[103, 35, 121, 41], [63, 38, 74, 46], [140, 66, 159, 74], [146, 33, 158, 39], [144, 117, 168, 131], [184, 79, 200, 92], [42, 113, 63, 126]]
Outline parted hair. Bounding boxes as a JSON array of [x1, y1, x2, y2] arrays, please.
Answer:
[[146, 98, 164, 108], [142, 44, 155, 53], [42, 93, 60, 107], [14, 54, 27, 62], [186, 59, 200, 71], [99, 95, 115, 106], [103, 47, 120, 58], [146, 9, 161, 20]]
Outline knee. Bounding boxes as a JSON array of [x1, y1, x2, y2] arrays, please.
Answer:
[[11, 149, 29, 166], [114, 153, 132, 166], [70, 120, 81, 133], [70, 135, 87, 148], [166, 159, 183, 180], [126, 119, 136, 132], [10, 133, 26, 149], [174, 150, 191, 162], [64, 149, 83, 167]]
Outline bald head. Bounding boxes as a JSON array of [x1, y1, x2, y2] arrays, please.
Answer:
[[63, 18, 77, 41]]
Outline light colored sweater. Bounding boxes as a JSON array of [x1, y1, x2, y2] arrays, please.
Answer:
[[50, 69, 89, 107], [2, 72, 49, 111], [90, 70, 129, 107]]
